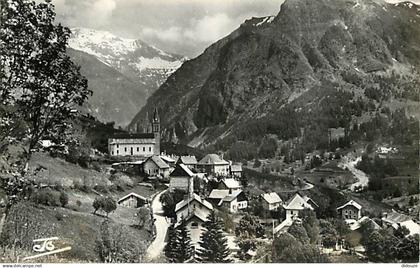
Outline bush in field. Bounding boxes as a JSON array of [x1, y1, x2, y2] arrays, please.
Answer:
[[59, 192, 69, 207], [32, 189, 59, 206]]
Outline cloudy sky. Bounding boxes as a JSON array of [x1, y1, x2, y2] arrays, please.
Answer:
[[53, 0, 282, 57], [53, 0, 420, 57]]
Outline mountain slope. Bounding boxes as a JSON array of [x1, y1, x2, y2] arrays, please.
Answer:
[[131, 0, 420, 149], [68, 48, 148, 127], [68, 28, 186, 126]]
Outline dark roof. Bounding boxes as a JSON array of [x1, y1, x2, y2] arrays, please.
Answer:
[[110, 133, 155, 139]]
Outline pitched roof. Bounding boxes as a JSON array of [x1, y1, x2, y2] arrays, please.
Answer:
[[147, 156, 170, 169], [221, 190, 244, 202], [337, 200, 362, 211], [175, 209, 209, 227], [178, 155, 198, 165], [160, 155, 175, 163], [398, 220, 420, 236], [221, 178, 241, 189], [117, 192, 148, 203], [381, 211, 412, 224], [198, 154, 229, 165], [262, 192, 282, 204], [170, 164, 194, 177], [208, 189, 230, 200], [230, 164, 243, 172], [283, 193, 313, 210], [110, 133, 155, 139], [175, 193, 213, 212]]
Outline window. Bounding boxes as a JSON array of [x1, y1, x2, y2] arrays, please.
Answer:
[[137, 147, 139, 152], [117, 150, 119, 154], [111, 151, 114, 155], [191, 222, 198, 229], [149, 147, 151, 152], [117, 144, 119, 148], [143, 147, 145, 152], [124, 147, 127, 152]]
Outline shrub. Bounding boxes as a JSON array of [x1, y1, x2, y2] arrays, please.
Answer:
[[59, 192, 69, 207], [76, 200, 82, 207], [93, 184, 109, 194], [55, 212, 64, 221], [32, 189, 59, 206]]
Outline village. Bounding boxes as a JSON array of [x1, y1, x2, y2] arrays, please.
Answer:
[[100, 108, 420, 262]]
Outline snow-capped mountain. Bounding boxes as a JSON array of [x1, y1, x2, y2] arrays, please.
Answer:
[[69, 27, 186, 94], [67, 28, 187, 126]]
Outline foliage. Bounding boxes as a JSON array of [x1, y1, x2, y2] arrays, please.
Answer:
[[235, 213, 265, 238], [59, 191, 69, 207], [164, 224, 178, 262], [92, 196, 116, 217], [32, 188, 59, 207], [136, 207, 151, 229], [159, 190, 185, 218], [272, 232, 328, 263], [253, 159, 262, 168], [95, 220, 145, 263], [288, 222, 310, 245], [258, 136, 278, 158], [196, 212, 231, 263], [175, 218, 194, 263]]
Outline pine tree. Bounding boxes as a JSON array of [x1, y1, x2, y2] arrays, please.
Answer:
[[196, 212, 231, 263], [174, 217, 194, 263], [164, 224, 178, 262]]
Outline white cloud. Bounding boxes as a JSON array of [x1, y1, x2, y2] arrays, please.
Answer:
[[185, 13, 237, 42]]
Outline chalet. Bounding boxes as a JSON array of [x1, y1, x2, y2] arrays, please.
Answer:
[[117, 192, 148, 208], [218, 190, 248, 213], [169, 164, 194, 193], [175, 194, 214, 248], [197, 154, 230, 176], [381, 211, 420, 236], [142, 156, 170, 178], [108, 108, 160, 157], [208, 189, 230, 204], [328, 127, 346, 144], [230, 164, 243, 178], [337, 200, 362, 220], [283, 193, 315, 220], [177, 155, 198, 171], [261, 192, 283, 211], [218, 178, 242, 191]]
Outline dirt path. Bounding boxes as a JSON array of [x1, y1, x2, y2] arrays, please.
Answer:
[[0, 212, 5, 237], [145, 189, 170, 261]]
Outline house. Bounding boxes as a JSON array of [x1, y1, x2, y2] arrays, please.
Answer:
[[218, 190, 248, 213], [108, 108, 160, 157], [160, 154, 176, 167], [381, 211, 420, 236], [177, 155, 198, 171], [197, 154, 230, 176], [346, 216, 381, 231], [174, 193, 214, 248], [218, 178, 242, 191], [117, 192, 148, 208], [142, 155, 170, 178], [208, 189, 230, 204], [169, 164, 194, 193], [303, 196, 319, 209], [283, 193, 315, 220], [261, 192, 283, 211], [337, 200, 362, 220], [328, 127, 346, 144], [230, 164, 243, 178]]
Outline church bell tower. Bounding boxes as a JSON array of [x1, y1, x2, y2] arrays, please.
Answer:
[[152, 107, 160, 155]]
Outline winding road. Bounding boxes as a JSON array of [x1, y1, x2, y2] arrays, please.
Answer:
[[339, 155, 369, 191], [145, 189, 170, 261]]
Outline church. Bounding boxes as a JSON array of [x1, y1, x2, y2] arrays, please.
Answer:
[[108, 108, 160, 158]]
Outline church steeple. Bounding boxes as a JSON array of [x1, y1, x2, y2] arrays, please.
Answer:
[[152, 107, 160, 155]]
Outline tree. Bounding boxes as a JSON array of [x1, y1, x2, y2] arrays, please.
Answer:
[[0, 0, 90, 212], [164, 224, 178, 263], [174, 218, 194, 262], [0, 0, 90, 150], [253, 159, 261, 168], [393, 226, 410, 239], [288, 222, 310, 245], [235, 213, 265, 238], [395, 234, 419, 263], [300, 209, 320, 244], [137, 207, 151, 229], [196, 212, 231, 263], [92, 196, 117, 217]]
